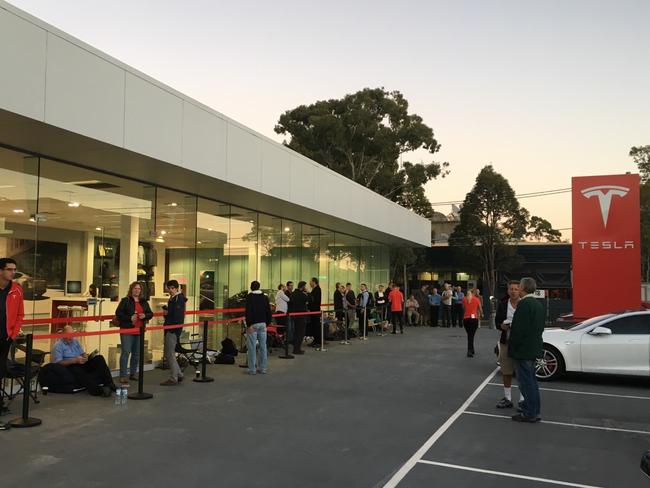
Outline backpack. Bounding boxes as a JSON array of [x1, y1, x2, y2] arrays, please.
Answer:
[[220, 337, 239, 357]]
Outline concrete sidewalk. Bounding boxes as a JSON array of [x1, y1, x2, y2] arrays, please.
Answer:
[[0, 327, 539, 487]]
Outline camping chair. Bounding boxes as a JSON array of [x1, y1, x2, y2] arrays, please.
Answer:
[[1, 344, 49, 405]]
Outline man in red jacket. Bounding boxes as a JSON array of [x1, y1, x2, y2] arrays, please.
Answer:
[[0, 258, 24, 430], [388, 284, 405, 335]]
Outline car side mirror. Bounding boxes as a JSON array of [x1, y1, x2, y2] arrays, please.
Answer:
[[590, 326, 612, 336]]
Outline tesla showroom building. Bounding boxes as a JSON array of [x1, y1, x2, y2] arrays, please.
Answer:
[[0, 1, 429, 367]]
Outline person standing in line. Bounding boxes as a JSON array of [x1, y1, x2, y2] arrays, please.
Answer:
[[356, 283, 372, 337], [0, 258, 23, 430], [345, 283, 357, 334], [495, 281, 523, 409], [374, 285, 387, 323], [289, 281, 310, 355], [388, 284, 405, 334], [160, 280, 187, 386], [115, 282, 153, 384], [308, 277, 322, 348], [441, 283, 453, 327], [275, 283, 290, 328], [406, 294, 420, 326], [244, 281, 272, 375], [462, 289, 483, 357], [428, 287, 441, 327], [509, 277, 545, 423], [453, 286, 465, 327], [415, 285, 430, 326], [333, 282, 344, 324]]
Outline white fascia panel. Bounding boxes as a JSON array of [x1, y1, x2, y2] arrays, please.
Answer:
[[226, 122, 262, 191], [0, 7, 46, 121], [182, 101, 226, 180], [124, 72, 183, 164], [290, 154, 315, 209], [44, 33, 125, 147], [261, 141, 291, 201]]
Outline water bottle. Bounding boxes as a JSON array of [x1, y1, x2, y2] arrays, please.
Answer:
[[115, 387, 122, 406], [121, 386, 128, 406]]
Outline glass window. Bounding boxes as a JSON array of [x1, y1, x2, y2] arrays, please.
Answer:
[[605, 315, 650, 335]]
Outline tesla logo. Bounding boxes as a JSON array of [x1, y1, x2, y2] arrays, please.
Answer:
[[581, 185, 629, 227]]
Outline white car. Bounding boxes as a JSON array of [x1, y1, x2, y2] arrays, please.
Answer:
[[536, 310, 650, 380]]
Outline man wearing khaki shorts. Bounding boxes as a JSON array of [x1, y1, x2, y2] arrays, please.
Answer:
[[495, 281, 524, 409]]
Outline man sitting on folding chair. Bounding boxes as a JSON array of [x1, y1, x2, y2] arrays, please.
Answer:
[[50, 325, 116, 397]]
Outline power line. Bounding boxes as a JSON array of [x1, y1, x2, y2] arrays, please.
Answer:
[[430, 187, 571, 206]]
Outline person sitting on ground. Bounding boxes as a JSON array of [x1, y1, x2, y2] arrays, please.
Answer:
[[51, 325, 116, 397], [406, 294, 420, 326]]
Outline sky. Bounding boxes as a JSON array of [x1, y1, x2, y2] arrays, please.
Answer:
[[8, 0, 649, 239]]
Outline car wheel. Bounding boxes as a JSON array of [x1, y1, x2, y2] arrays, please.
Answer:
[[536, 345, 565, 381]]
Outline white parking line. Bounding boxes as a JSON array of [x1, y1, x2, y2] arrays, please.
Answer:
[[381, 367, 499, 488], [487, 382, 650, 401], [464, 411, 650, 435], [417, 460, 604, 488]]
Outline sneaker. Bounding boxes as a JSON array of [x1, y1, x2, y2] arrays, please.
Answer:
[[160, 379, 178, 386], [496, 398, 513, 409], [467, 352, 474, 358], [0, 422, 10, 431]]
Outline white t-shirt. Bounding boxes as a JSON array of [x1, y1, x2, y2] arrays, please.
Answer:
[[506, 299, 517, 322], [442, 290, 453, 306]]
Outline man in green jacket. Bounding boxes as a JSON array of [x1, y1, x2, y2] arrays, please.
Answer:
[[508, 277, 545, 423]]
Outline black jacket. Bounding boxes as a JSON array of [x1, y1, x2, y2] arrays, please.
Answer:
[[309, 285, 322, 312], [495, 295, 512, 344], [374, 291, 387, 307], [289, 289, 310, 314], [115, 296, 154, 329], [164, 293, 187, 337], [245, 291, 272, 326], [345, 290, 356, 308], [333, 290, 344, 312]]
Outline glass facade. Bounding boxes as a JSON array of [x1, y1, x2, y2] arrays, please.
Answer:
[[0, 146, 389, 369]]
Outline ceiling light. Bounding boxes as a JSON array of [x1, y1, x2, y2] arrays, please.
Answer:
[[284, 227, 290, 232], [13, 209, 24, 214], [95, 227, 102, 231], [167, 202, 178, 207], [155, 237, 165, 243], [29, 217, 35, 222], [160, 230, 167, 235], [67, 201, 80, 208], [197, 241, 202, 245], [208, 228, 213, 231], [0, 185, 15, 189]]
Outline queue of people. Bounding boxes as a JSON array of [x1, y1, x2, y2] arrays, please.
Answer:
[[1, 249, 545, 430]]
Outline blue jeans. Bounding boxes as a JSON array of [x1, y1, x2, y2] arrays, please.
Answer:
[[120, 333, 140, 377], [515, 359, 541, 419], [246, 323, 268, 374]]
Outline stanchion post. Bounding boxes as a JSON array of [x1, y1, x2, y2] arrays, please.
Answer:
[[194, 320, 214, 382], [8, 333, 41, 428], [128, 325, 153, 400], [361, 307, 368, 341], [279, 313, 294, 359], [341, 309, 350, 345], [317, 311, 327, 352]]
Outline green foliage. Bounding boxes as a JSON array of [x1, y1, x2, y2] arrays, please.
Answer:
[[630, 145, 650, 281], [449, 165, 561, 297], [275, 87, 448, 217]]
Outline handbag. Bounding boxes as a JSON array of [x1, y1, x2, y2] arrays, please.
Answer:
[[110, 316, 120, 328]]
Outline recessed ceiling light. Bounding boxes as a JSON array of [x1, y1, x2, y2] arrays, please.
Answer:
[[13, 209, 24, 214], [284, 227, 290, 232], [197, 241, 202, 244], [167, 202, 178, 207], [95, 227, 102, 231], [67, 202, 80, 208], [160, 230, 167, 235], [208, 228, 213, 231], [0, 185, 15, 189], [29, 217, 35, 222], [155, 237, 165, 243]]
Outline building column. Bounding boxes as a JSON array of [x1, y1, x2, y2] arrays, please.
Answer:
[[119, 215, 139, 298]]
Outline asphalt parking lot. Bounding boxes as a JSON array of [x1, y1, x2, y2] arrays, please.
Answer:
[[3, 326, 649, 488], [386, 352, 650, 488]]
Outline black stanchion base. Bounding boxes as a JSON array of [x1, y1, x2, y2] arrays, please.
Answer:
[[279, 354, 295, 359], [193, 377, 214, 383], [128, 392, 153, 400], [9, 417, 41, 428]]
